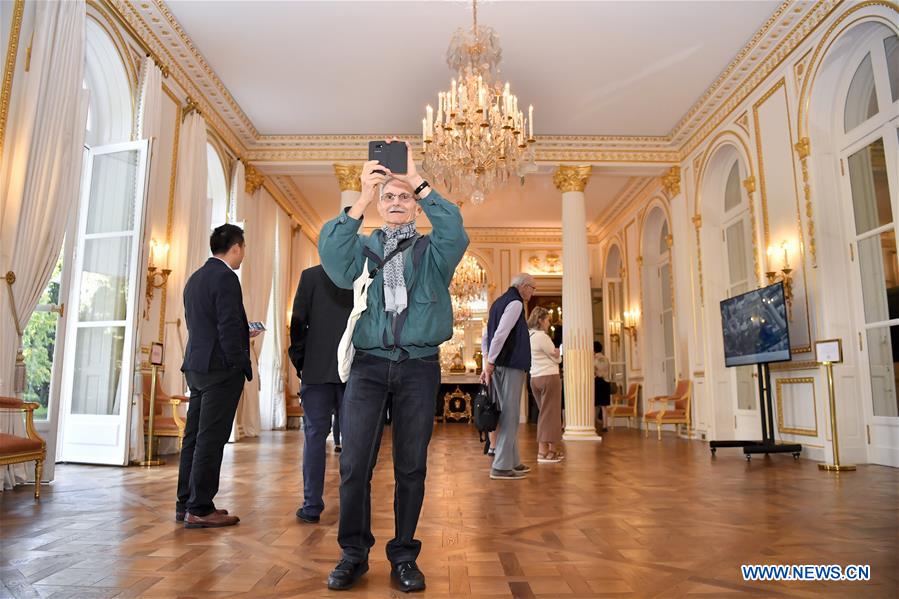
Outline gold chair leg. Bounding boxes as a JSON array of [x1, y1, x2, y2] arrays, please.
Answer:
[[644, 422, 649, 437], [657, 421, 662, 440], [34, 459, 43, 500]]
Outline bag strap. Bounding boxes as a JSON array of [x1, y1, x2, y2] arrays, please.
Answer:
[[362, 234, 420, 279]]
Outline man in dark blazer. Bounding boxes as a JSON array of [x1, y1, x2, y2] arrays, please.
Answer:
[[288, 265, 353, 524], [176, 223, 258, 529]]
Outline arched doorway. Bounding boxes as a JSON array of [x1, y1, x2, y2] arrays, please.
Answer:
[[641, 206, 676, 402], [807, 20, 898, 466], [603, 244, 627, 399], [698, 142, 761, 440]]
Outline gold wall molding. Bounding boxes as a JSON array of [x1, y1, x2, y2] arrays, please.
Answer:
[[553, 165, 592, 193], [775, 376, 819, 437], [0, 0, 25, 165], [743, 175, 762, 285], [333, 163, 362, 192], [794, 136, 817, 267], [734, 112, 750, 136], [752, 76, 815, 354], [752, 77, 786, 250], [661, 166, 681, 197], [770, 359, 819, 372], [244, 164, 264, 195], [160, 83, 181, 343]]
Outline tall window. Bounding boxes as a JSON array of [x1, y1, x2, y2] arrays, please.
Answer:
[[22, 19, 133, 421], [842, 32, 899, 419], [722, 159, 757, 411], [207, 143, 228, 228], [658, 222, 675, 395]]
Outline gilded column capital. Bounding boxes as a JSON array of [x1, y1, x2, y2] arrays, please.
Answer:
[[553, 165, 592, 193], [794, 137, 810, 160], [692, 214, 702, 229], [662, 166, 681, 197], [333, 163, 363, 192], [245, 165, 264, 195], [742, 175, 756, 194]]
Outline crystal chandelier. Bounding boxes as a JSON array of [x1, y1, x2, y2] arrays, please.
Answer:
[[421, 0, 536, 206], [450, 254, 487, 304], [450, 253, 486, 326]]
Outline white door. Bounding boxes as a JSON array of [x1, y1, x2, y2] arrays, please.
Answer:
[[723, 215, 762, 439], [58, 140, 151, 465], [843, 132, 899, 467]]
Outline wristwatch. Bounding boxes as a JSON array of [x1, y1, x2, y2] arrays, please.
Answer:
[[413, 179, 430, 198]]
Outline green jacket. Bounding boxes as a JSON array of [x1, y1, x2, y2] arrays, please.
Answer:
[[318, 190, 469, 361]]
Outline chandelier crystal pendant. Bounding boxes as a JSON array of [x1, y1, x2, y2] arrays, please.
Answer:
[[421, 0, 536, 206]]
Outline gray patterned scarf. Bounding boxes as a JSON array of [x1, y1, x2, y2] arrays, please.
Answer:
[[381, 221, 417, 314]]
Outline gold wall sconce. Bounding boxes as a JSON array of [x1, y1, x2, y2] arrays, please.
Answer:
[[623, 308, 640, 343], [144, 239, 171, 320], [608, 319, 622, 346], [766, 239, 795, 319]]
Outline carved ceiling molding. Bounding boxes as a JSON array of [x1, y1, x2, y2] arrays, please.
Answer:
[[267, 175, 325, 235], [588, 176, 656, 236], [116, 0, 832, 164]]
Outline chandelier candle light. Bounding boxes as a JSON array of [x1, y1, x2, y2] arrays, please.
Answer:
[[422, 0, 536, 205]]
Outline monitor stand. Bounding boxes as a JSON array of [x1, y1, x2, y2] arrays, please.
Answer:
[[709, 363, 802, 461]]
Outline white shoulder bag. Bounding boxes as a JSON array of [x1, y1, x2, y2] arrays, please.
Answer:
[[337, 259, 373, 383]]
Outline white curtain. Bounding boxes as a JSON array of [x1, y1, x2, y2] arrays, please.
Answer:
[[260, 211, 291, 430], [162, 112, 209, 397], [235, 189, 276, 438], [229, 160, 245, 224], [0, 1, 86, 488], [128, 57, 164, 463]]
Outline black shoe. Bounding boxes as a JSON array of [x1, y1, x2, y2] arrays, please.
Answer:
[[328, 559, 369, 590], [295, 507, 320, 524], [391, 561, 426, 592]]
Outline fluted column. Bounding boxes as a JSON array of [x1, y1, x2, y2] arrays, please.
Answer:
[[334, 164, 362, 209], [554, 165, 600, 441]]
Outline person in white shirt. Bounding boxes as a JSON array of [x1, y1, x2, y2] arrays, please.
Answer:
[[527, 307, 564, 462]]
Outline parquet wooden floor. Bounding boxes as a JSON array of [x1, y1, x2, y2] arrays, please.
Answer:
[[1, 425, 897, 598]]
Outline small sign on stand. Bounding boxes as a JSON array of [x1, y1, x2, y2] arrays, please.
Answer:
[[815, 339, 855, 472], [140, 342, 166, 467]]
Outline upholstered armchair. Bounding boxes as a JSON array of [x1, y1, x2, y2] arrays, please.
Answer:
[[608, 383, 641, 429], [141, 373, 188, 451], [643, 380, 692, 440], [0, 396, 46, 499]]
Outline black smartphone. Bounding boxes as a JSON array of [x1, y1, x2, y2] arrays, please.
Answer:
[[368, 140, 407, 175]]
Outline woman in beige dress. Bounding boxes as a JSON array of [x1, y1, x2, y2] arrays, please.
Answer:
[[527, 307, 563, 463]]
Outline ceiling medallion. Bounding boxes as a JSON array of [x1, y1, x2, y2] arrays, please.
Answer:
[[421, 0, 536, 206]]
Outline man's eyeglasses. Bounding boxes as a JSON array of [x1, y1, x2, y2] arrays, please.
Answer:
[[381, 192, 415, 202]]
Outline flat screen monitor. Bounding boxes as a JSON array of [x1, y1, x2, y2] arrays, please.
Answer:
[[720, 282, 791, 367]]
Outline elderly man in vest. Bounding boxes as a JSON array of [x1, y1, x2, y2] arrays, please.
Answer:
[[481, 273, 537, 480], [318, 140, 468, 592]]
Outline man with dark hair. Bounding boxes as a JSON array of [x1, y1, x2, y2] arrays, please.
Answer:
[[288, 265, 352, 524], [176, 223, 257, 528]]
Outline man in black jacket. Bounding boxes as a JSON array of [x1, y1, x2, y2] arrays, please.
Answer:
[[288, 265, 353, 523], [176, 224, 257, 529]]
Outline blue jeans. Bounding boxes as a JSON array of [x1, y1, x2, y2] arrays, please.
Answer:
[[337, 351, 440, 564], [300, 383, 344, 516]]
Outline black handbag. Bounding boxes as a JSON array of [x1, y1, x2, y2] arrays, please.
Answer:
[[473, 384, 501, 454]]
